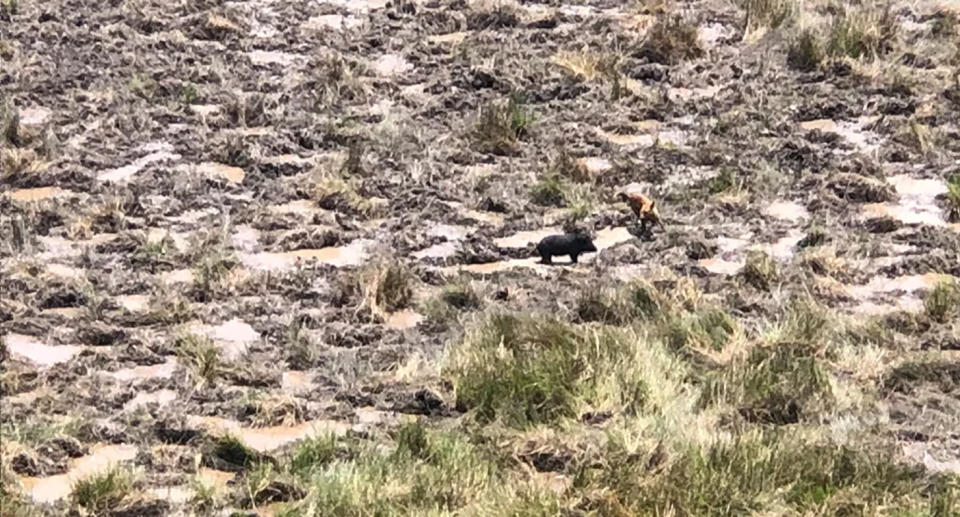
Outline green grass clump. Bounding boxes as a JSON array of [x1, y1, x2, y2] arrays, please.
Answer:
[[437, 283, 482, 311], [0, 102, 18, 149], [639, 14, 704, 65], [291, 433, 341, 477], [741, 250, 779, 291], [311, 166, 374, 215], [576, 289, 636, 326], [629, 283, 665, 320], [700, 341, 835, 424], [777, 296, 834, 344], [529, 172, 598, 222], [924, 279, 960, 324], [70, 467, 132, 514], [787, 29, 824, 71], [313, 55, 370, 109], [470, 93, 534, 156], [740, 0, 798, 31], [128, 74, 158, 101], [664, 307, 740, 354], [529, 173, 565, 206], [703, 167, 741, 195], [143, 289, 194, 325], [826, 5, 898, 60], [422, 281, 483, 326], [445, 313, 665, 428], [576, 282, 666, 326], [447, 314, 593, 427], [843, 316, 895, 348], [946, 173, 960, 223], [133, 237, 175, 273], [225, 91, 272, 127], [192, 251, 235, 300], [178, 82, 201, 105], [175, 333, 222, 384], [929, 475, 960, 516], [184, 230, 239, 302], [283, 421, 557, 516], [238, 461, 306, 508], [285, 316, 319, 370], [1, 147, 49, 184], [206, 434, 261, 472], [560, 184, 597, 222], [0, 419, 82, 447], [352, 258, 416, 319], [784, 4, 899, 68], [585, 429, 939, 516]]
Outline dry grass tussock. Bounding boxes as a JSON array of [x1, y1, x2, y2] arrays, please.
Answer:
[[947, 173, 960, 222], [638, 14, 704, 65], [787, 2, 899, 71], [740, 0, 799, 32], [470, 93, 534, 156], [351, 258, 417, 321], [309, 157, 381, 216], [312, 54, 371, 108], [1, 147, 50, 181], [551, 49, 620, 83]]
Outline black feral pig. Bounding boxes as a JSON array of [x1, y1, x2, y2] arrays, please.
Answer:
[[535, 233, 598, 265]]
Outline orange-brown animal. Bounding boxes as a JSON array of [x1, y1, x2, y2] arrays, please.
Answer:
[[617, 191, 664, 234]]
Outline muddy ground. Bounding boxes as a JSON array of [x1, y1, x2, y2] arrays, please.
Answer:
[[2, 0, 960, 514]]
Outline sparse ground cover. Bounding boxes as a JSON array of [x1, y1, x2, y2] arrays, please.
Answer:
[[2, 0, 960, 515]]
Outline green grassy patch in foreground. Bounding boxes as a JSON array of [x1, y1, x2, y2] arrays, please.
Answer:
[[253, 420, 957, 517], [581, 429, 955, 517], [443, 313, 682, 428], [267, 423, 558, 517]]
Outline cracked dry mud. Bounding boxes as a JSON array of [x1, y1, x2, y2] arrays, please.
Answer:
[[2, 0, 960, 515]]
